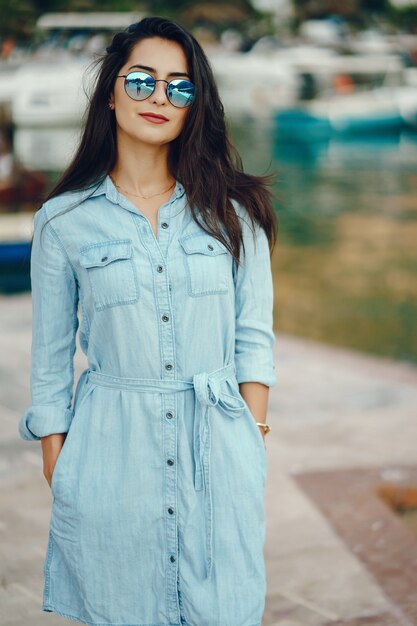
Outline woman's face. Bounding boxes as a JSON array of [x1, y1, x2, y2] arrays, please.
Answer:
[[109, 37, 191, 146]]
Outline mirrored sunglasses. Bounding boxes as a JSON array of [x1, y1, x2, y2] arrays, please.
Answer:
[[116, 71, 195, 108]]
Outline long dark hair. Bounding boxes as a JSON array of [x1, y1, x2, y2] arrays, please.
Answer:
[[39, 16, 278, 267]]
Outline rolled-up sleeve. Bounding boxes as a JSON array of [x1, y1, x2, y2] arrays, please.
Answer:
[[233, 204, 277, 388], [18, 206, 79, 441]]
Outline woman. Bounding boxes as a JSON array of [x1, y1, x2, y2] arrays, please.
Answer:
[[18, 16, 278, 626]]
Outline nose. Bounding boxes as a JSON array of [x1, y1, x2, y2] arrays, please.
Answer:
[[151, 80, 169, 106]]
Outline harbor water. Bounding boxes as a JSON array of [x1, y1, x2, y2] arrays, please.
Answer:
[[230, 117, 417, 366]]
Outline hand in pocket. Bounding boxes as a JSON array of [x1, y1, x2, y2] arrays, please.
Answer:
[[41, 433, 66, 488]]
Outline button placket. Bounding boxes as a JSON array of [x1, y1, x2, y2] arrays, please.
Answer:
[[146, 207, 181, 621], [156, 201, 172, 258], [163, 393, 180, 622], [130, 195, 181, 624]]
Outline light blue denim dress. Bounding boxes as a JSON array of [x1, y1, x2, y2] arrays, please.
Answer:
[[18, 174, 277, 626]]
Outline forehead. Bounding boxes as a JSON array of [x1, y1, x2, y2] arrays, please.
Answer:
[[125, 37, 188, 71]]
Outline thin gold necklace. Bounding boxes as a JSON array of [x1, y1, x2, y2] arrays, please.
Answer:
[[109, 173, 175, 199]]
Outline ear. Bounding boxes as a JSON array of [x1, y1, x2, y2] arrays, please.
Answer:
[[108, 91, 115, 108]]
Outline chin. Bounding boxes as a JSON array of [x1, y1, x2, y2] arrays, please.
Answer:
[[118, 119, 180, 145], [138, 130, 179, 146], [143, 135, 173, 146]]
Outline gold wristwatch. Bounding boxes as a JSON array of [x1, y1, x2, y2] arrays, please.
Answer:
[[256, 422, 271, 435]]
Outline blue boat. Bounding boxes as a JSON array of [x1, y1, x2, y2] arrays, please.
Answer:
[[274, 86, 417, 141], [0, 240, 32, 293], [275, 107, 406, 141]]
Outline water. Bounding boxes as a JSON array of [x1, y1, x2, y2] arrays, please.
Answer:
[[4, 117, 417, 365], [229, 117, 417, 365]]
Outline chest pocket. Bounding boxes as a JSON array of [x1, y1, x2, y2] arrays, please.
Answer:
[[79, 239, 138, 311], [179, 232, 231, 297]]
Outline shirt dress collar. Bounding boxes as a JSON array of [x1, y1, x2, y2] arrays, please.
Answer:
[[88, 174, 186, 220]]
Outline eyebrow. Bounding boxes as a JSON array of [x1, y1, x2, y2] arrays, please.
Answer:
[[127, 64, 191, 79]]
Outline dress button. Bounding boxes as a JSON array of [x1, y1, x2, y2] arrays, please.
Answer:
[[157, 265, 163, 272], [165, 363, 173, 370], [170, 555, 176, 562], [161, 222, 169, 229], [168, 507, 174, 515], [162, 314, 169, 322], [101, 256, 108, 262], [167, 458, 174, 466], [166, 411, 173, 419], [207, 244, 213, 251]]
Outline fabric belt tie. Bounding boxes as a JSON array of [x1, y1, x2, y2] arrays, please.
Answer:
[[85, 362, 246, 580]]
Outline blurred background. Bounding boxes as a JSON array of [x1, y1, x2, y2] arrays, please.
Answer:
[[1, 3, 417, 625], [0, 0, 416, 364]]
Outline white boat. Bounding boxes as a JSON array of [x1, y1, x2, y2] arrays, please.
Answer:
[[209, 46, 412, 119], [273, 48, 417, 138], [11, 59, 91, 127], [10, 11, 143, 127], [209, 50, 300, 117]]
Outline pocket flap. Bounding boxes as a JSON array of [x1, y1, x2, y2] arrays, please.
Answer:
[[179, 233, 228, 256], [79, 240, 132, 268]]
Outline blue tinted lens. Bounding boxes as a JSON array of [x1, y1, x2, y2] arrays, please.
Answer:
[[124, 72, 155, 100], [167, 79, 195, 108]]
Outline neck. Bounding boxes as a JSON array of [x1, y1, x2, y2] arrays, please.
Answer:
[[110, 130, 175, 195]]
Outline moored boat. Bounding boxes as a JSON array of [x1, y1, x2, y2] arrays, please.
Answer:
[[0, 213, 34, 293]]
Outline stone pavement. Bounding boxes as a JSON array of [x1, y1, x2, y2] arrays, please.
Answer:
[[1, 292, 416, 626]]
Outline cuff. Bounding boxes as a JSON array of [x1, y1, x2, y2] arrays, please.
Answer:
[[235, 353, 277, 388], [18, 405, 74, 441]]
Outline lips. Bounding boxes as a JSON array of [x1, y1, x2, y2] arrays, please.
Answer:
[[139, 112, 169, 121]]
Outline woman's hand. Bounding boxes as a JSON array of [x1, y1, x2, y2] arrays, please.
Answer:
[[41, 433, 66, 488], [238, 381, 269, 449]]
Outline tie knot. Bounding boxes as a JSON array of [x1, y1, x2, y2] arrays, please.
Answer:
[[193, 372, 220, 407]]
